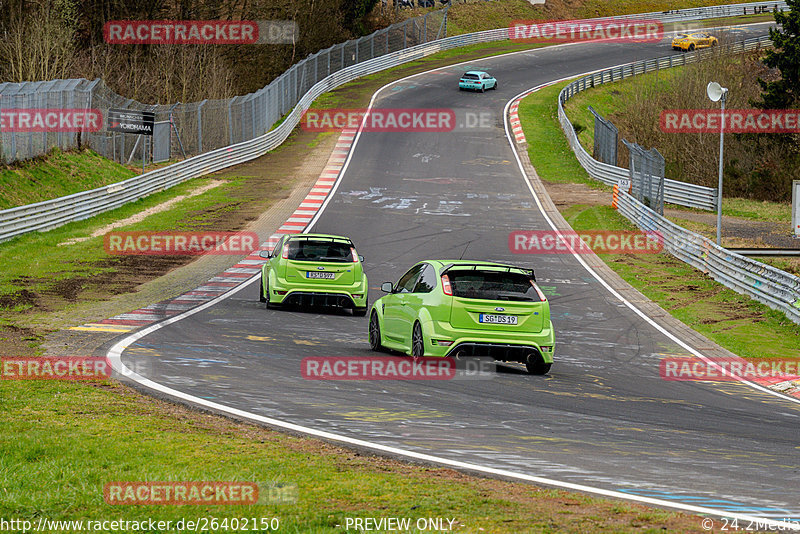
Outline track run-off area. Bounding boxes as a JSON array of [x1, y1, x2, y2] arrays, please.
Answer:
[[106, 23, 800, 528]]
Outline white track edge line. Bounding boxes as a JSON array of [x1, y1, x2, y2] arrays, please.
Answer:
[[107, 39, 800, 530], [503, 77, 800, 407]]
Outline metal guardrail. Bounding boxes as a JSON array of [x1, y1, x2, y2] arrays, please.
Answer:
[[558, 35, 780, 210], [616, 189, 800, 324], [0, 1, 786, 243], [596, 0, 785, 23]]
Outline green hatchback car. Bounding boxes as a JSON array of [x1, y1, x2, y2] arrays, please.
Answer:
[[259, 233, 368, 315], [369, 260, 554, 374]]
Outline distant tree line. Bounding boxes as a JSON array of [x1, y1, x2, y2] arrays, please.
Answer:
[[0, 0, 380, 103]]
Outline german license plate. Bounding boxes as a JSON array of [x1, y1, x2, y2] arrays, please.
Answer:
[[307, 271, 335, 279], [479, 314, 518, 325]]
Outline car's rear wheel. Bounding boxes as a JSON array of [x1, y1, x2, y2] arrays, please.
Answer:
[[353, 301, 368, 317], [265, 279, 279, 309], [525, 352, 551, 375], [480, 84, 485, 93], [711, 40, 717, 47], [259, 276, 266, 303], [369, 312, 383, 351], [688, 44, 695, 51], [411, 322, 425, 359]]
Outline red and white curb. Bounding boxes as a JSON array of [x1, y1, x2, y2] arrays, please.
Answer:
[[509, 100, 526, 144], [508, 80, 561, 146], [70, 128, 358, 334]]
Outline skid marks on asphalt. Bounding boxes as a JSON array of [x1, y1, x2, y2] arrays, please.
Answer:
[[330, 408, 451, 423]]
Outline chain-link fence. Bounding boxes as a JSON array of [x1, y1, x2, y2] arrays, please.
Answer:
[[588, 105, 618, 166], [623, 139, 665, 215], [0, 7, 449, 165]]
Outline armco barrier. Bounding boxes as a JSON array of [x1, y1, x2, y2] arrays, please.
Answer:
[[0, 1, 786, 243], [556, 31, 800, 324], [616, 189, 800, 324], [558, 34, 776, 210]]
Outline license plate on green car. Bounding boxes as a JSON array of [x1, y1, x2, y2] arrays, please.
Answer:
[[307, 272, 335, 279], [479, 314, 518, 325]]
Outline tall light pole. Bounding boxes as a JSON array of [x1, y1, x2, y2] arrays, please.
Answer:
[[707, 81, 728, 246]]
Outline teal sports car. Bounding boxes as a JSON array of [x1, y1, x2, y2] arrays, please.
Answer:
[[368, 260, 554, 374], [259, 233, 368, 316], [458, 71, 497, 92]]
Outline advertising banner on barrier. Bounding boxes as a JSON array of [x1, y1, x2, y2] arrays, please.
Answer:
[[108, 109, 155, 135]]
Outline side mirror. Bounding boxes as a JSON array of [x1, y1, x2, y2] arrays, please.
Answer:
[[259, 250, 272, 259], [359, 255, 365, 263], [381, 282, 394, 293]]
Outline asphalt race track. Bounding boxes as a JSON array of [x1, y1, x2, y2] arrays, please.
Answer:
[[111, 26, 800, 521]]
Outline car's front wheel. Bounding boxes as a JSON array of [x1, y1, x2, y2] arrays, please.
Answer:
[[492, 81, 498, 90], [259, 276, 267, 303], [688, 44, 695, 51], [411, 322, 425, 359], [369, 312, 383, 351]]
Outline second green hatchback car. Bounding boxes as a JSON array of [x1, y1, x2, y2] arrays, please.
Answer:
[[259, 233, 368, 315], [369, 260, 554, 374]]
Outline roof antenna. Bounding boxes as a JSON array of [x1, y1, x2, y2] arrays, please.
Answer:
[[459, 240, 471, 260]]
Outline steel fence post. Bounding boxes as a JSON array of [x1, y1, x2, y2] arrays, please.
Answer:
[[228, 99, 234, 145], [197, 100, 206, 153]]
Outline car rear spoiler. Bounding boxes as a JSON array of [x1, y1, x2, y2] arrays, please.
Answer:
[[288, 236, 353, 245], [439, 262, 535, 282]]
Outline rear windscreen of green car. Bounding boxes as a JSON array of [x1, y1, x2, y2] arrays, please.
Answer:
[[462, 73, 480, 80], [447, 270, 536, 301], [287, 240, 353, 262]]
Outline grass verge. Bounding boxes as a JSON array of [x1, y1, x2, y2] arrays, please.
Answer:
[[519, 81, 800, 359], [0, 380, 714, 533], [562, 50, 790, 223], [0, 149, 137, 210]]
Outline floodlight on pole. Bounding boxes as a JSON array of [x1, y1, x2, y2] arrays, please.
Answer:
[[707, 81, 728, 246]]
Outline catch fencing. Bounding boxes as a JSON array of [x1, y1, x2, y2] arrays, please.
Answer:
[[558, 34, 774, 210], [616, 189, 800, 325], [0, 8, 450, 165], [623, 139, 666, 215], [555, 31, 800, 325], [0, 1, 787, 242]]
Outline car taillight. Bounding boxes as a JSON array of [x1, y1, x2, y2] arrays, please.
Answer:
[[281, 243, 289, 259], [441, 275, 452, 296], [351, 247, 359, 263], [531, 281, 547, 302]]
